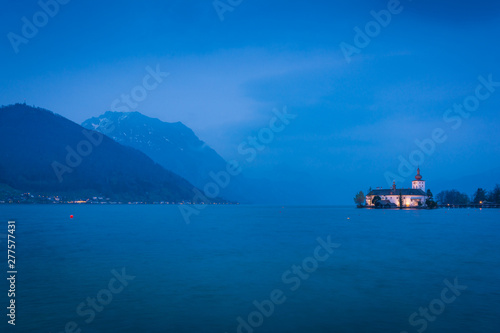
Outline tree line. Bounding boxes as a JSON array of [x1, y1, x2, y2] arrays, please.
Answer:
[[436, 185, 500, 205]]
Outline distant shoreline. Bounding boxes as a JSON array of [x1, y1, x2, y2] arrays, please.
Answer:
[[358, 204, 500, 209], [0, 202, 238, 205]]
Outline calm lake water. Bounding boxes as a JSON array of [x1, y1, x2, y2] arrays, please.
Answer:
[[1, 205, 499, 333]]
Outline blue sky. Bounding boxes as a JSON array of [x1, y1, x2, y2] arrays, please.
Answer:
[[1, 0, 500, 204]]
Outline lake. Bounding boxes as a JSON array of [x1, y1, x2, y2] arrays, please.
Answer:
[[1, 205, 499, 333]]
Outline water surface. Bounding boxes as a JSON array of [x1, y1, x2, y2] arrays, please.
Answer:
[[1, 205, 498, 332]]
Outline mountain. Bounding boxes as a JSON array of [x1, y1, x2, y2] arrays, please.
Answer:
[[81, 111, 322, 204], [82, 111, 245, 201], [0, 104, 206, 202]]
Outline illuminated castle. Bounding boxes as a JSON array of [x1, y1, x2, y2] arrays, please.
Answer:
[[365, 168, 427, 208]]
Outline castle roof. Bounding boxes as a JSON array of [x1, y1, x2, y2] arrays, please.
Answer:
[[367, 188, 426, 196]]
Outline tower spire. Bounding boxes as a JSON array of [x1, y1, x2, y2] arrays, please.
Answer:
[[415, 167, 422, 181]]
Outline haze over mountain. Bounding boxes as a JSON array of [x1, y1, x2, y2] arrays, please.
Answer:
[[82, 111, 229, 190], [81, 111, 277, 203], [0, 104, 207, 202]]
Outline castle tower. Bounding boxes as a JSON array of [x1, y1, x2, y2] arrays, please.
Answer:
[[412, 167, 425, 192]]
